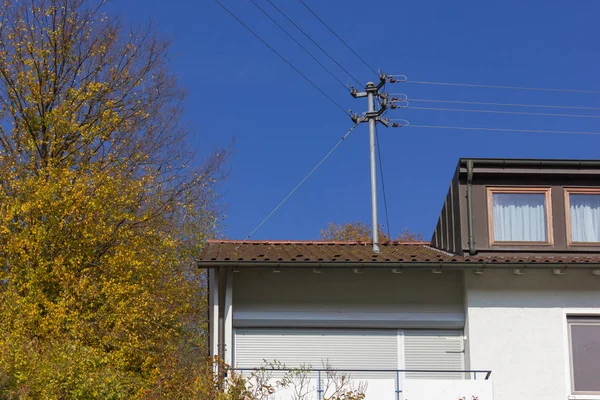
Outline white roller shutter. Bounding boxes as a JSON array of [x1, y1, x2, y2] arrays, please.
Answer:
[[234, 328, 398, 379], [404, 330, 464, 379]]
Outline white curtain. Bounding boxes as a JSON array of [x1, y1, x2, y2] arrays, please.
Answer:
[[570, 194, 600, 243], [492, 193, 547, 242]]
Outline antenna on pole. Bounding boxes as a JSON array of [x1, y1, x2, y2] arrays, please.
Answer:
[[350, 73, 389, 254]]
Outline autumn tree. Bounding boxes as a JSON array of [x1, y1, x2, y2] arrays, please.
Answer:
[[0, 0, 227, 398], [320, 222, 423, 242]]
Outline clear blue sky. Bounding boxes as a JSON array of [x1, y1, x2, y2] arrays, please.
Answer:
[[109, 0, 600, 240]]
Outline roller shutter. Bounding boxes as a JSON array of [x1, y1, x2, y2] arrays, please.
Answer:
[[234, 328, 398, 378], [404, 330, 464, 379]]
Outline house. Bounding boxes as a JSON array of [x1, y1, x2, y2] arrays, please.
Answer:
[[198, 158, 600, 400]]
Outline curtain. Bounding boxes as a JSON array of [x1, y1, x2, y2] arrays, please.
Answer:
[[492, 193, 547, 242], [570, 194, 600, 243]]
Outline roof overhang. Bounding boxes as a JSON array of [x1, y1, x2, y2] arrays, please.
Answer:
[[197, 260, 600, 270], [459, 158, 600, 168]]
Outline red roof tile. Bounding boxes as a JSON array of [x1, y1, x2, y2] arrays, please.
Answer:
[[198, 240, 600, 267]]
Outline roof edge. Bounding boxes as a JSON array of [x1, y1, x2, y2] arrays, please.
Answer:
[[459, 158, 600, 167], [197, 260, 600, 269], [206, 239, 432, 245]]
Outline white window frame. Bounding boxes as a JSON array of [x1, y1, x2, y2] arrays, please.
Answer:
[[564, 188, 600, 246], [563, 311, 600, 400], [486, 187, 553, 246]]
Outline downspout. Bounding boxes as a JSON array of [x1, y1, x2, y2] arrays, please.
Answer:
[[466, 160, 477, 255], [217, 265, 227, 379]]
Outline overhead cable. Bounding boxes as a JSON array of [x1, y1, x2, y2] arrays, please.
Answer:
[[395, 78, 600, 94], [250, 0, 348, 91], [375, 124, 392, 241], [265, 0, 363, 88], [240, 124, 359, 242], [298, 0, 378, 76], [391, 123, 600, 136], [406, 106, 600, 119], [406, 98, 600, 111], [215, 0, 349, 116]]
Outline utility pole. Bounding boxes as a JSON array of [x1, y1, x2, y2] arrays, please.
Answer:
[[351, 75, 389, 254]]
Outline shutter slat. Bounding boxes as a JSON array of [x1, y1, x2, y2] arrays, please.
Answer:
[[235, 328, 398, 379], [235, 328, 465, 381], [404, 330, 464, 380]]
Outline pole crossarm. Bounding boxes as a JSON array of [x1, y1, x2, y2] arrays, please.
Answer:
[[350, 75, 389, 123]]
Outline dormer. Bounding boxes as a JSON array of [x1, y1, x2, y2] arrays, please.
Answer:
[[431, 158, 600, 256]]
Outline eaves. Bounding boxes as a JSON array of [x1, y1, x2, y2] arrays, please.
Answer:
[[196, 260, 600, 270]]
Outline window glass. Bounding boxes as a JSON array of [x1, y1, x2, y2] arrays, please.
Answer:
[[569, 319, 600, 393], [570, 193, 600, 243], [492, 193, 547, 242]]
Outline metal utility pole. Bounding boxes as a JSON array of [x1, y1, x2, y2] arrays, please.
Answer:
[[351, 76, 389, 254]]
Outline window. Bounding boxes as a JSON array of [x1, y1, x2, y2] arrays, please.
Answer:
[[565, 188, 600, 245], [568, 317, 600, 395], [487, 187, 552, 244]]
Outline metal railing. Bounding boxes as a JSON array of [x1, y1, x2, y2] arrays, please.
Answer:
[[233, 367, 492, 400]]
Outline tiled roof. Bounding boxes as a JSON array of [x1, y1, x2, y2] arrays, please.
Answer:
[[198, 240, 600, 266], [200, 240, 451, 263]]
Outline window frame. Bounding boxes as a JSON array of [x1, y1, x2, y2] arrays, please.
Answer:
[[486, 187, 553, 246], [568, 316, 600, 397], [564, 188, 600, 246]]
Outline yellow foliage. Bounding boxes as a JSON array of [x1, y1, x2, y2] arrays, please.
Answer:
[[0, 0, 228, 398], [320, 222, 423, 242]]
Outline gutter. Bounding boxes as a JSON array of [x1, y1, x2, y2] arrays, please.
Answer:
[[466, 160, 476, 255], [197, 260, 600, 270], [460, 158, 600, 168]]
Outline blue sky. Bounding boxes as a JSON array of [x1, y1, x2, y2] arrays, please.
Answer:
[[109, 0, 600, 240]]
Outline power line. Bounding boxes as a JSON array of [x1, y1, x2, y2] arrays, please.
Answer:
[[406, 106, 600, 119], [265, 0, 363, 88], [398, 78, 600, 94], [375, 124, 391, 241], [215, 0, 349, 116], [392, 123, 600, 136], [406, 98, 600, 112], [298, 0, 378, 76], [250, 0, 348, 91], [241, 123, 359, 242]]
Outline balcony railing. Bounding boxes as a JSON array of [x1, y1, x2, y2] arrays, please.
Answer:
[[233, 368, 492, 400]]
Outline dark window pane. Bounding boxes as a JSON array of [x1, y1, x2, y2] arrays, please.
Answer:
[[571, 323, 600, 392]]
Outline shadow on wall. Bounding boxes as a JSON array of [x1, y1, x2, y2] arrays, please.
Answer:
[[465, 269, 600, 308]]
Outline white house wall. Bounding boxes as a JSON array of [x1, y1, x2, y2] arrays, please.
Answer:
[[232, 269, 465, 329], [465, 270, 600, 400]]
